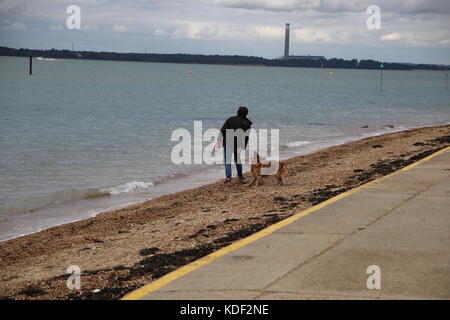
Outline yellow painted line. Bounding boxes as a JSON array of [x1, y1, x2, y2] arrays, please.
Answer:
[[122, 146, 450, 300]]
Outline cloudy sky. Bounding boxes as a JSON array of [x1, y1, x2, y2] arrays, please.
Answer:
[[1, 0, 449, 64]]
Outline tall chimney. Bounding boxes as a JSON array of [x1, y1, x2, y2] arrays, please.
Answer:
[[284, 23, 290, 58]]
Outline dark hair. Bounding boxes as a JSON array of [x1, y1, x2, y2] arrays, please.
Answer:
[[237, 106, 248, 117]]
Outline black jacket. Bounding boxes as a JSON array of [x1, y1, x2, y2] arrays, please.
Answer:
[[220, 115, 253, 148]]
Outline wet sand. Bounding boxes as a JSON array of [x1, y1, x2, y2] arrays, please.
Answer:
[[0, 124, 449, 299]]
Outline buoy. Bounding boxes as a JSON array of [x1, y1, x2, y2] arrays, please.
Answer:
[[187, 70, 193, 74], [328, 71, 334, 75]]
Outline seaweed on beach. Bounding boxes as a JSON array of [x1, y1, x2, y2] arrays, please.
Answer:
[[433, 135, 450, 144], [308, 187, 350, 205], [213, 223, 266, 245], [67, 285, 140, 300], [139, 247, 161, 256], [273, 196, 287, 202], [18, 284, 48, 297], [133, 246, 217, 279], [188, 229, 208, 238], [82, 265, 128, 276]]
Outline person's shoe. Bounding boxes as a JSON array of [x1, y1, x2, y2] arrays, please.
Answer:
[[224, 177, 232, 184], [238, 176, 246, 184]]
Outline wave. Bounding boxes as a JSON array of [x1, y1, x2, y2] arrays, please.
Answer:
[[102, 173, 191, 195], [50, 188, 110, 203], [102, 181, 154, 195], [0, 183, 152, 215], [2, 172, 196, 216], [36, 57, 56, 61], [0, 188, 111, 215], [282, 140, 312, 148]]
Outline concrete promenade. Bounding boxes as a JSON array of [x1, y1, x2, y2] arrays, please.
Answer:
[[124, 147, 450, 300]]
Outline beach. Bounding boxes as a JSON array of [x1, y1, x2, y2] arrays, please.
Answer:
[[1, 124, 449, 300]]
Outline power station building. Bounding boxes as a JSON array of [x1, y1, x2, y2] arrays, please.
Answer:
[[282, 23, 324, 60]]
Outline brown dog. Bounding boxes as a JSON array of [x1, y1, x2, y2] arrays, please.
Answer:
[[249, 154, 288, 187]]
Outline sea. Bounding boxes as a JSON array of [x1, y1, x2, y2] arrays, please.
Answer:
[[0, 55, 449, 241]]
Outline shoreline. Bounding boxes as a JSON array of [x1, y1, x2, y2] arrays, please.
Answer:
[[0, 124, 449, 299], [2, 52, 449, 71], [1, 122, 446, 243]]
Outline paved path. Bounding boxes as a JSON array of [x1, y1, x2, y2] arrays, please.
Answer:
[[125, 147, 450, 300]]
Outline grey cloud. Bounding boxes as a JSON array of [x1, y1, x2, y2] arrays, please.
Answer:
[[210, 0, 450, 15], [0, 0, 27, 17]]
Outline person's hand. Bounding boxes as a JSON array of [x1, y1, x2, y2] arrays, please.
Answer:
[[214, 140, 221, 150]]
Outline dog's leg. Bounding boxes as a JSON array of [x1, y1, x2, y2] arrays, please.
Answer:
[[277, 177, 283, 186], [257, 177, 263, 186]]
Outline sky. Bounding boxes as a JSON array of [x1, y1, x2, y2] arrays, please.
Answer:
[[0, 0, 449, 64]]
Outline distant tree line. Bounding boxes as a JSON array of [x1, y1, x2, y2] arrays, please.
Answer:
[[0, 46, 448, 71]]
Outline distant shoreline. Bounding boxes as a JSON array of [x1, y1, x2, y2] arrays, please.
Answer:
[[1, 46, 449, 71]]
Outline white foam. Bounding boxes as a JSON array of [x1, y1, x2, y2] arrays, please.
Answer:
[[283, 140, 311, 148], [36, 57, 56, 61], [104, 181, 154, 195]]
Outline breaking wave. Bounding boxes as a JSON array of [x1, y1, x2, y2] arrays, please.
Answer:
[[102, 181, 154, 195], [282, 140, 312, 148]]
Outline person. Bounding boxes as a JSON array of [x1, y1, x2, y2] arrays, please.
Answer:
[[220, 106, 253, 184]]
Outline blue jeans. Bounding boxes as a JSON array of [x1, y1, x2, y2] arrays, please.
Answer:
[[224, 147, 243, 179]]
